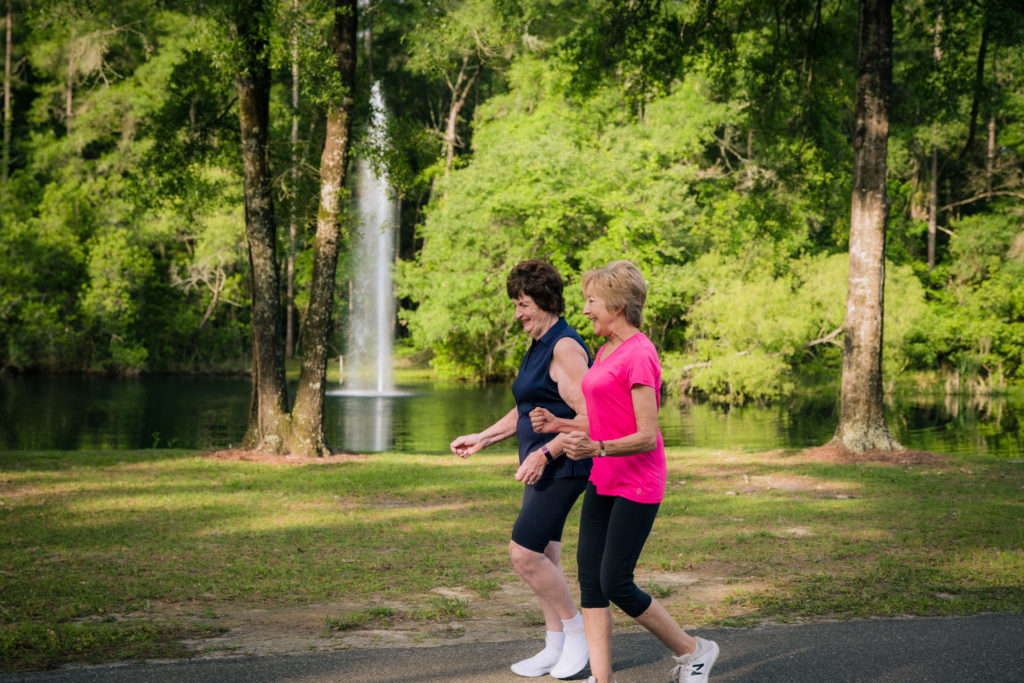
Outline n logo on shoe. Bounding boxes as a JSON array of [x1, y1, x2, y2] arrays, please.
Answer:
[[691, 663, 706, 675]]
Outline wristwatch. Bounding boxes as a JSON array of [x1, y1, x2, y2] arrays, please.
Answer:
[[598, 441, 607, 457], [542, 446, 553, 462]]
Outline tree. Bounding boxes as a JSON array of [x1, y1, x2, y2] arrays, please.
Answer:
[[832, 0, 901, 452], [290, 0, 357, 457], [3, 0, 11, 183], [405, 0, 519, 179], [230, 0, 291, 451], [285, 0, 301, 359]]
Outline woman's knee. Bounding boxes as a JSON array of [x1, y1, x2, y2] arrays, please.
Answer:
[[509, 540, 544, 572], [601, 576, 649, 618]]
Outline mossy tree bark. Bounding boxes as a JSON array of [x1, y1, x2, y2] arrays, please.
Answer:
[[290, 0, 357, 457], [233, 0, 292, 453], [833, 0, 902, 453]]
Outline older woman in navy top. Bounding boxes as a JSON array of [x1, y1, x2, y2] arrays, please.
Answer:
[[451, 260, 592, 679]]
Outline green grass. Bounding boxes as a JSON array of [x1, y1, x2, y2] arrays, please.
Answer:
[[325, 606, 396, 632], [1, 446, 1022, 670]]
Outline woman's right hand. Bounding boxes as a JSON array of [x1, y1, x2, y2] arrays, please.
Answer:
[[529, 407, 558, 433], [564, 431, 599, 460], [450, 433, 484, 458]]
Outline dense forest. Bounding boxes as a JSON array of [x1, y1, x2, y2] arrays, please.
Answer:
[[1, 0, 1022, 403]]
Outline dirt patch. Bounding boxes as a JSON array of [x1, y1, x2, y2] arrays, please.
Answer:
[[155, 571, 752, 659], [203, 449, 368, 465], [799, 444, 946, 466]]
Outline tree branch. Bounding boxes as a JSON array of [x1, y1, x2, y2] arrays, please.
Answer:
[[941, 190, 1024, 212]]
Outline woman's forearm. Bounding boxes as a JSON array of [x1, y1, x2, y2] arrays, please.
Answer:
[[598, 429, 658, 457], [478, 407, 518, 447], [549, 413, 589, 435]]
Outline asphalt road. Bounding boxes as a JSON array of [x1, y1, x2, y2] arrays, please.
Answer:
[[2, 614, 1022, 682]]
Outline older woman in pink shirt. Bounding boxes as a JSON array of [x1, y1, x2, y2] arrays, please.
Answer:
[[533, 260, 720, 683]]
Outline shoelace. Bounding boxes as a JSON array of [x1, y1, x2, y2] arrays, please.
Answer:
[[669, 656, 692, 682]]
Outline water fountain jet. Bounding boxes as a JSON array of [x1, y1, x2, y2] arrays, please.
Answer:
[[340, 82, 403, 399]]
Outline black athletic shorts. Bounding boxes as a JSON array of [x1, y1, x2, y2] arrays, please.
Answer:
[[510, 476, 589, 553]]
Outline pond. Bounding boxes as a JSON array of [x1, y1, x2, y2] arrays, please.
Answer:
[[0, 374, 1020, 458]]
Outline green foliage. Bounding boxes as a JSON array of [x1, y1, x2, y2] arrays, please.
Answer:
[[909, 207, 1024, 388], [400, 59, 744, 379], [0, 0, 1021, 397]]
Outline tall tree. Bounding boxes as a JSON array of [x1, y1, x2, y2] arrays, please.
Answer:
[[285, 0, 300, 359], [231, 0, 291, 452], [290, 0, 357, 457], [832, 0, 901, 452], [2, 0, 11, 183], [405, 0, 518, 180]]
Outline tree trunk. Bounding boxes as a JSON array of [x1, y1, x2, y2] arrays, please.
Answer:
[[927, 144, 937, 269], [66, 45, 74, 135], [959, 23, 988, 160], [442, 53, 476, 176], [234, 0, 290, 453], [832, 0, 901, 453], [290, 0, 357, 458], [286, 1, 300, 359], [986, 113, 995, 195], [3, 0, 11, 183]]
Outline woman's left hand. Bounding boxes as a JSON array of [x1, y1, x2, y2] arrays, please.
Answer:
[[514, 450, 547, 485]]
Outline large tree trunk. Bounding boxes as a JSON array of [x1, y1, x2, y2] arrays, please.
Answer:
[[234, 0, 291, 453], [285, 7, 300, 360], [3, 0, 11, 183], [290, 0, 357, 457], [832, 0, 901, 453]]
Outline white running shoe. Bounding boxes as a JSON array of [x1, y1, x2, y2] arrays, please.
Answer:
[[510, 653, 559, 677], [670, 637, 719, 682], [510, 643, 562, 677], [549, 630, 589, 679]]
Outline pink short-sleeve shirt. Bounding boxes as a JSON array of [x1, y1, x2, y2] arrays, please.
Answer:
[[581, 333, 667, 504]]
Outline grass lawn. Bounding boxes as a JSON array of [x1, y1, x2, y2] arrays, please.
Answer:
[[1, 445, 1022, 671]]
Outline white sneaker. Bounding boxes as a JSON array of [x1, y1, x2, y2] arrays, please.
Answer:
[[670, 637, 719, 682], [510, 651, 559, 677], [549, 629, 589, 679]]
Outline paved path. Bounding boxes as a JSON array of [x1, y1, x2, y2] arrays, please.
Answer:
[[3, 614, 1022, 682]]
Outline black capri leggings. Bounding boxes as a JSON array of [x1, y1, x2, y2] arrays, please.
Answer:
[[576, 482, 660, 618]]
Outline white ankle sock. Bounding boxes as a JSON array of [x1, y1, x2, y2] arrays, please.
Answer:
[[550, 612, 589, 679], [510, 631, 564, 677]]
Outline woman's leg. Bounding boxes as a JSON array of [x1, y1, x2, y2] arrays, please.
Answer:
[[509, 478, 588, 677], [598, 498, 719, 681], [509, 539, 577, 628], [598, 496, 659, 620], [634, 599, 696, 656], [577, 484, 614, 678], [581, 606, 614, 682]]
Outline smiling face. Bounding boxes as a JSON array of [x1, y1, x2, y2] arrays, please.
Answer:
[[582, 287, 619, 338], [513, 294, 557, 340]]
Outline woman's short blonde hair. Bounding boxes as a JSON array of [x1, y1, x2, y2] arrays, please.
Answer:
[[582, 260, 647, 327]]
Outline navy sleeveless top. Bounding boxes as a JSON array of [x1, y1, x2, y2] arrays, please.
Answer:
[[511, 317, 593, 481]]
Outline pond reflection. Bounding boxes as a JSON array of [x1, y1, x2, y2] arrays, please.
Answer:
[[0, 375, 1020, 458]]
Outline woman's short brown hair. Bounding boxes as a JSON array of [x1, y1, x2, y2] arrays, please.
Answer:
[[506, 260, 565, 316], [582, 260, 647, 327]]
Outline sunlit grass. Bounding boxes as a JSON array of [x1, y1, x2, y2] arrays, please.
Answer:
[[1, 446, 1022, 670]]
